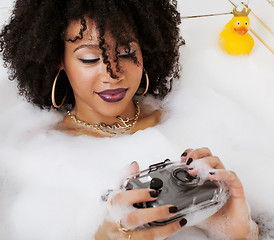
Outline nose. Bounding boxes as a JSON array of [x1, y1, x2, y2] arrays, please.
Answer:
[[101, 61, 125, 83]]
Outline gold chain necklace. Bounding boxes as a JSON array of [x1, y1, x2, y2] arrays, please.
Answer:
[[67, 102, 140, 136]]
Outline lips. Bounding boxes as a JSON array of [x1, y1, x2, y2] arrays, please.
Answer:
[[96, 88, 128, 103]]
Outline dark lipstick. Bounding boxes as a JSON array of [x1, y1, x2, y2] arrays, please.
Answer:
[[96, 88, 128, 103]]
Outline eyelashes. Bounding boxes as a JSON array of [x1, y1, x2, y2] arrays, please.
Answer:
[[79, 58, 100, 64], [79, 50, 137, 64], [119, 50, 136, 59]]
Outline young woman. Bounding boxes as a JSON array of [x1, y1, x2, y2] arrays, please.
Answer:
[[0, 0, 258, 239]]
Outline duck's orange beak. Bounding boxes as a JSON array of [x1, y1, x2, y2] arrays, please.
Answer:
[[234, 27, 248, 35]]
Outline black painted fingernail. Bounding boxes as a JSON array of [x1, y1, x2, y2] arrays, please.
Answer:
[[186, 158, 193, 165], [181, 152, 188, 157], [133, 203, 144, 208], [188, 167, 194, 170], [169, 206, 178, 213], [149, 190, 159, 198], [179, 218, 187, 227], [209, 172, 216, 175]]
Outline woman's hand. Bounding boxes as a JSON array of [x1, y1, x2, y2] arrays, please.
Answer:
[[181, 148, 259, 240], [95, 162, 187, 240], [95, 189, 187, 240]]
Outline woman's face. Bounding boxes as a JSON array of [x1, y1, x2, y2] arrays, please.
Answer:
[[62, 18, 143, 122]]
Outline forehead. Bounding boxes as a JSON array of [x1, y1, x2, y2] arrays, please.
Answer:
[[65, 18, 99, 42], [65, 17, 138, 46]]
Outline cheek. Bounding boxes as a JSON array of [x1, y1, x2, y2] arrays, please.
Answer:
[[63, 49, 98, 91], [65, 63, 99, 93], [127, 65, 143, 87], [125, 57, 143, 88]]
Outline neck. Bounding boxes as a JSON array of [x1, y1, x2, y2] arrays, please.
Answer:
[[60, 101, 162, 137], [72, 100, 136, 126]]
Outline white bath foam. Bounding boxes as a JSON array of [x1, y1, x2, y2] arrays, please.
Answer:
[[1, 0, 274, 239]]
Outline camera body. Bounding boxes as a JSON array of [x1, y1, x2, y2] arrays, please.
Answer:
[[123, 160, 229, 226]]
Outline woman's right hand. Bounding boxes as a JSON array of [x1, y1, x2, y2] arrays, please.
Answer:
[[94, 188, 187, 240]]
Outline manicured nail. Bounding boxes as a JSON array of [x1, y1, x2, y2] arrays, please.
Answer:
[[149, 190, 159, 198], [181, 152, 188, 157], [186, 158, 193, 165], [179, 218, 187, 227], [133, 203, 144, 208], [209, 172, 216, 175], [169, 206, 178, 213], [188, 167, 194, 170]]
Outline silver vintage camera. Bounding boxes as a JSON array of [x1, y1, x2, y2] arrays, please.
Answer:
[[123, 159, 229, 227]]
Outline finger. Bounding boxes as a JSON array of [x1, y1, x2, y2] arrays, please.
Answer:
[[187, 156, 225, 171], [128, 161, 140, 177], [113, 189, 159, 206], [119, 161, 140, 185], [208, 170, 245, 199], [131, 218, 187, 240], [185, 147, 213, 164], [125, 205, 178, 227], [181, 148, 193, 162]]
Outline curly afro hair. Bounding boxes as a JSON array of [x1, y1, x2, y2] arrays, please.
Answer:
[[0, 0, 183, 109]]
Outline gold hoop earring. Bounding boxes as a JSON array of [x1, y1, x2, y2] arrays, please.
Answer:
[[136, 68, 149, 96], [51, 69, 67, 108]]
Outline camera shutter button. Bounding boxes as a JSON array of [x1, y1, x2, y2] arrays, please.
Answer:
[[150, 178, 163, 190]]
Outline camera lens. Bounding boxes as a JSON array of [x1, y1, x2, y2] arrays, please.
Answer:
[[171, 167, 199, 188], [177, 170, 196, 182]]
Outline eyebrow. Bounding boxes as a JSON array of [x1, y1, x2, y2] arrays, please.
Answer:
[[73, 44, 100, 52]]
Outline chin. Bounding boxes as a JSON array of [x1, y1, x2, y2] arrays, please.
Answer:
[[98, 103, 128, 117], [99, 96, 134, 113]]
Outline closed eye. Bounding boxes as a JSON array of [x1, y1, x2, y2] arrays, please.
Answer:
[[79, 58, 100, 64], [118, 50, 137, 59]]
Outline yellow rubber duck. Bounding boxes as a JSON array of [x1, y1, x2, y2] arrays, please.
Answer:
[[219, 7, 254, 55]]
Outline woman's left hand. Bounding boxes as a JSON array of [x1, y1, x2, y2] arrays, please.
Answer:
[[181, 148, 259, 240]]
